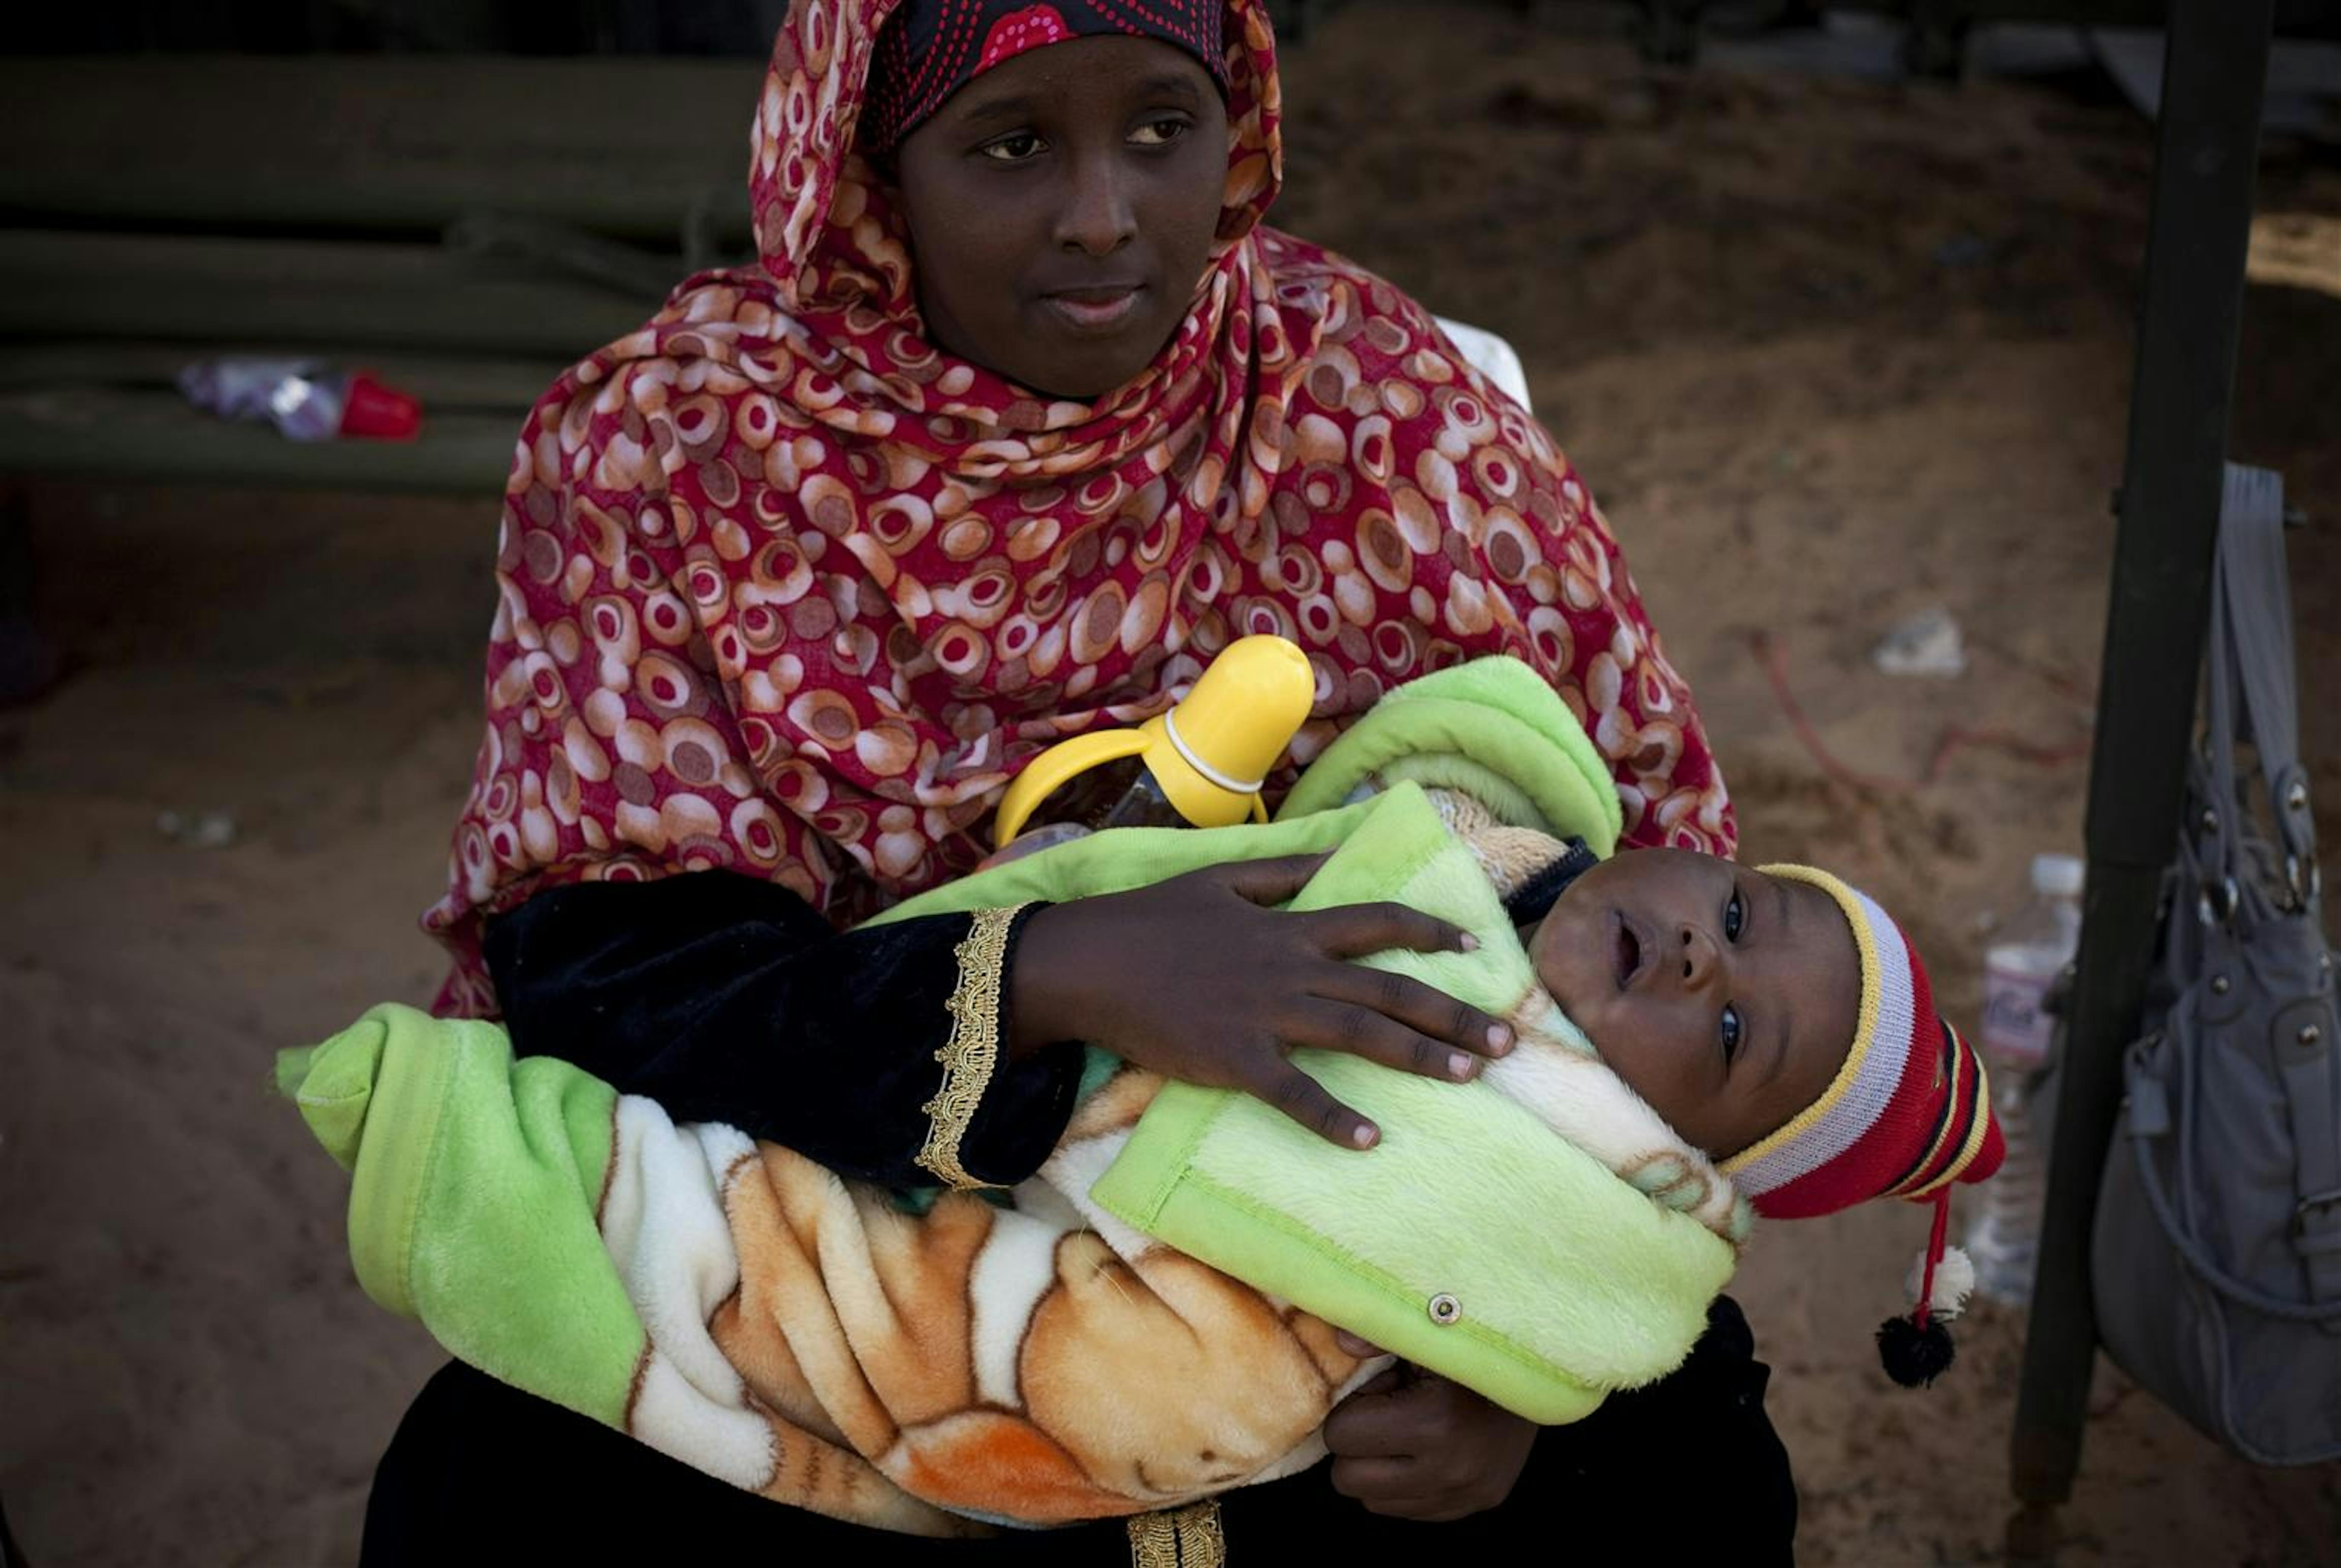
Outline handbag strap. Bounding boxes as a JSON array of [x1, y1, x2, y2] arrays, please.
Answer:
[[2203, 465, 2341, 1303], [2208, 465, 2318, 893]]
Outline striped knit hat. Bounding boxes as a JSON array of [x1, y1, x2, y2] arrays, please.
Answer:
[[1719, 865, 2005, 1386]]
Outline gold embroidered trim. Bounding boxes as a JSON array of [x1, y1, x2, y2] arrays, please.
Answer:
[[1126, 1500, 1224, 1568], [915, 904, 1029, 1192]]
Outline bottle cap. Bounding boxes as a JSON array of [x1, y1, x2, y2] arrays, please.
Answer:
[[2031, 853, 2084, 899], [990, 634, 1314, 847], [337, 371, 423, 441]]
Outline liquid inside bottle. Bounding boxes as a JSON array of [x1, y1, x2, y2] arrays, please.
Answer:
[[1096, 765, 1188, 830], [976, 756, 1191, 869]]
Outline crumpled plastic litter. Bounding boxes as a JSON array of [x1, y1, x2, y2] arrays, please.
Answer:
[[1873, 606, 1968, 679]]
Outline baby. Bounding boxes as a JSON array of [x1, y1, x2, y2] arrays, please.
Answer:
[[278, 668, 2002, 1538]]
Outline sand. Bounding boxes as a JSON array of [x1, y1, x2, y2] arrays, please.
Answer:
[[5, 5, 2338, 1563]]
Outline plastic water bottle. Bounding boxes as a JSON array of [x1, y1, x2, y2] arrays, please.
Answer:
[[1965, 852, 2085, 1305], [177, 358, 422, 441]]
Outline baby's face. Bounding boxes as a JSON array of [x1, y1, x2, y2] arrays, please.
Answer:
[[1528, 849, 1857, 1160]]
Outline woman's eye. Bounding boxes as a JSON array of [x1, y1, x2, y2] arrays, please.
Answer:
[[1129, 116, 1189, 147], [1720, 1004, 1744, 1065], [1723, 888, 1745, 943], [979, 132, 1046, 163]]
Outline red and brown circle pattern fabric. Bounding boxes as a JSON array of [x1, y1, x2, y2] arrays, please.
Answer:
[[425, 0, 1732, 1015]]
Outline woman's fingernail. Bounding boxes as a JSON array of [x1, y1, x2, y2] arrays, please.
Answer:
[[1352, 1122, 1378, 1148], [1487, 1024, 1513, 1053], [1458, 932, 1480, 951], [1448, 1050, 1475, 1079]]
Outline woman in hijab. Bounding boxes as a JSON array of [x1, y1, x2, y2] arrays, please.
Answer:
[[371, 1, 1791, 1561]]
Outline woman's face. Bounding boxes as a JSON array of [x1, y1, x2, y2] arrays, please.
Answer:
[[891, 36, 1230, 401]]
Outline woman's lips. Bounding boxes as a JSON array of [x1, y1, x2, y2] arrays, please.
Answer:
[[1609, 909, 1649, 990], [1042, 285, 1144, 333]]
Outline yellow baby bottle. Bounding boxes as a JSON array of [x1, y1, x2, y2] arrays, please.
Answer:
[[986, 634, 1315, 862]]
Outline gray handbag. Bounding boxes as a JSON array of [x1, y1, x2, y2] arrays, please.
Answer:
[[2089, 465, 2341, 1464]]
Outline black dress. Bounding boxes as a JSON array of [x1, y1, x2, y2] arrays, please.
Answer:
[[361, 872, 1797, 1564]]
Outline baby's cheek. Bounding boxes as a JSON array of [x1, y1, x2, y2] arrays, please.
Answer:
[[1529, 954, 1575, 1017], [1600, 1023, 1712, 1137], [1584, 1015, 1653, 1093], [1528, 933, 1602, 1024]]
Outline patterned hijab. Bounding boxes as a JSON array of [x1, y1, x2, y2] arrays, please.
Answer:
[[425, 0, 1733, 1015]]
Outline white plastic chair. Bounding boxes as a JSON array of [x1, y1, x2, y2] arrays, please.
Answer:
[[1430, 315, 1533, 413]]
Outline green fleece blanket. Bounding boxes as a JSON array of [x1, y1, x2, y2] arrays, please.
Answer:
[[279, 657, 1748, 1532]]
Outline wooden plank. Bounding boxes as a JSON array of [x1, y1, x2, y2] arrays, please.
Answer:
[[0, 385, 517, 495], [0, 342, 563, 411], [0, 54, 760, 242], [0, 230, 655, 356]]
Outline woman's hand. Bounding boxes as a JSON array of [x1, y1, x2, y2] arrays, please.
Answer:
[[1323, 1337, 1539, 1522], [1009, 854, 1512, 1148]]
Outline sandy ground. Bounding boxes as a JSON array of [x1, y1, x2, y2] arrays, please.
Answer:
[[5, 5, 2339, 1563]]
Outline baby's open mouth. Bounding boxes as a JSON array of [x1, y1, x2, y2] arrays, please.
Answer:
[[1609, 911, 1646, 990]]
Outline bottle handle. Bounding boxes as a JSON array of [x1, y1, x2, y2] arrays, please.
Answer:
[[992, 729, 1150, 849]]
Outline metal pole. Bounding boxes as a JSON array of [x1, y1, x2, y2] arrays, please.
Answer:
[[2006, 3, 2272, 1561]]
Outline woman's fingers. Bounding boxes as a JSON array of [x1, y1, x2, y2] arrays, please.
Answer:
[[1257, 1062, 1379, 1149], [1303, 900, 1479, 962], [1323, 1383, 1424, 1457], [1289, 1000, 1486, 1082], [1309, 962, 1513, 1060], [1328, 1455, 1424, 1499], [1079, 863, 1510, 1141], [1209, 852, 1334, 908]]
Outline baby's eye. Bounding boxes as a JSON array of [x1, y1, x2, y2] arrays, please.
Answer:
[[1130, 116, 1189, 147], [1720, 1003, 1744, 1065], [1722, 888, 1745, 943], [979, 131, 1047, 163]]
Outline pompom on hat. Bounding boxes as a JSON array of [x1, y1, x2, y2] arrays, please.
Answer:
[[1718, 865, 2006, 1387]]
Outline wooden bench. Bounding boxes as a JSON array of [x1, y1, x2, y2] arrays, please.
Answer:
[[0, 53, 764, 496]]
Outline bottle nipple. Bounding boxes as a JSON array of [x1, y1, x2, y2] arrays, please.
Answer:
[[1135, 634, 1316, 829]]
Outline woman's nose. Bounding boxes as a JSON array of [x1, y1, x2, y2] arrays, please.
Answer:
[[1055, 155, 1137, 256], [1676, 925, 1721, 991]]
